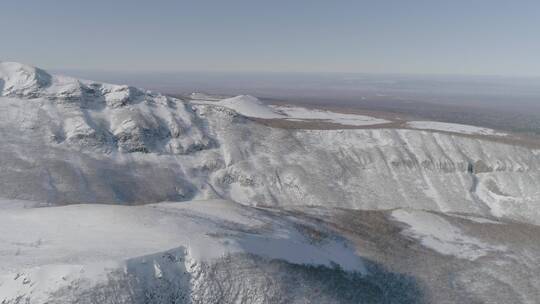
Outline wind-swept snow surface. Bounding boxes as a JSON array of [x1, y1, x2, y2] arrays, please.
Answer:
[[193, 94, 389, 126], [0, 200, 366, 303], [0, 62, 52, 97], [214, 95, 284, 119], [3, 199, 540, 303], [272, 105, 390, 126], [407, 121, 507, 136], [391, 209, 506, 260]]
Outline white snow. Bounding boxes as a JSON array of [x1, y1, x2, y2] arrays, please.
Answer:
[[213, 95, 284, 119], [0, 263, 117, 303], [391, 209, 506, 260], [193, 94, 389, 126], [0, 200, 365, 302], [0, 62, 48, 96], [273, 105, 390, 126], [407, 121, 507, 136], [1, 61, 539, 224], [2, 61, 540, 302], [0, 198, 47, 210]]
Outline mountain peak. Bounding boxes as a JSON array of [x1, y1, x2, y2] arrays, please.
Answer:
[[0, 61, 52, 97], [0, 61, 149, 107], [0, 61, 212, 156]]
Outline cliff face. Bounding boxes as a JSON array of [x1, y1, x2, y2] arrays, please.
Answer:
[[203, 108, 540, 225]]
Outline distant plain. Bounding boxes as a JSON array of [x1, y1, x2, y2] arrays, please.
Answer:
[[55, 69, 540, 136]]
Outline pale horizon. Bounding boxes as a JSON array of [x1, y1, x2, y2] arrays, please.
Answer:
[[2, 0, 540, 76]]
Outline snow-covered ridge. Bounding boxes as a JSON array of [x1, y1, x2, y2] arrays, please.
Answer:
[[193, 94, 390, 126], [0, 62, 52, 97], [2, 62, 540, 303], [2, 198, 538, 303], [212, 95, 283, 119], [0, 61, 211, 154], [193, 93, 507, 134], [1, 62, 540, 225], [1, 61, 139, 104], [0, 199, 365, 303], [407, 121, 508, 136]]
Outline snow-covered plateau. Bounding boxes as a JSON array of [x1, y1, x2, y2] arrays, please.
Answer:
[[1, 62, 540, 303], [407, 121, 508, 136]]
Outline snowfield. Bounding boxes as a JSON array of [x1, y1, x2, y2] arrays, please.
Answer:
[[0, 199, 366, 303], [193, 94, 390, 126], [407, 121, 508, 136], [272, 105, 390, 126], [211, 95, 284, 119], [2, 199, 539, 303], [1, 61, 540, 303], [391, 209, 507, 260]]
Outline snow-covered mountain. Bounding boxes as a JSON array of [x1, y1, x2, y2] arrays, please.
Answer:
[[0, 61, 211, 154], [1, 62, 539, 224], [1, 62, 540, 303]]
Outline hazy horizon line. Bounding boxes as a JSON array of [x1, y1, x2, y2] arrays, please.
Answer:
[[48, 66, 540, 80]]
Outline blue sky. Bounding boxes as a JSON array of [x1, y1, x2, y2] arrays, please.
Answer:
[[1, 0, 539, 75]]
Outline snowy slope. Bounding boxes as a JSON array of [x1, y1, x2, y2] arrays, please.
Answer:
[[215, 95, 284, 119], [1, 62, 540, 224], [0, 199, 365, 303], [0, 61, 211, 155], [407, 121, 508, 136], [391, 209, 506, 260], [193, 94, 390, 126], [272, 105, 390, 126], [2, 62, 540, 303], [1, 199, 539, 303]]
